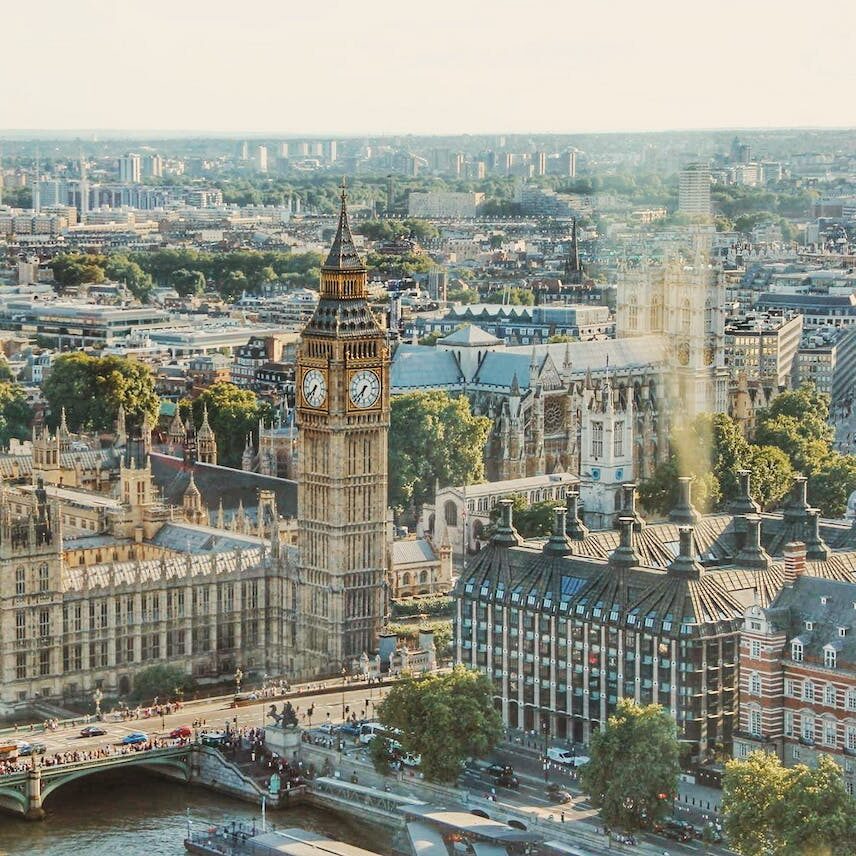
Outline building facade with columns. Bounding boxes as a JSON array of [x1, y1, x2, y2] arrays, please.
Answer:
[[454, 474, 856, 763]]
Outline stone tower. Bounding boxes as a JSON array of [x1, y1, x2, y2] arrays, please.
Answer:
[[295, 184, 390, 675], [196, 404, 218, 465]]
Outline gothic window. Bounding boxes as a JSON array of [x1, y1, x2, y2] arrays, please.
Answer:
[[38, 563, 49, 592], [420, 571, 428, 585], [15, 567, 25, 596], [650, 296, 663, 331], [15, 610, 25, 640], [614, 422, 624, 457], [627, 297, 638, 331], [681, 299, 691, 333], [402, 573, 411, 587], [591, 422, 603, 458], [444, 501, 458, 528]]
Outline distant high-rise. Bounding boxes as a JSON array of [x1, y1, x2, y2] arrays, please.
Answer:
[[678, 163, 712, 216], [278, 142, 289, 158], [535, 151, 547, 176], [32, 155, 41, 213], [79, 154, 89, 221], [556, 151, 576, 177], [118, 153, 142, 184], [325, 140, 337, 163], [254, 145, 268, 173], [142, 154, 163, 178]]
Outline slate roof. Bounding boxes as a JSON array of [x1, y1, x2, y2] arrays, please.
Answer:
[[767, 575, 856, 663], [150, 453, 297, 518], [390, 344, 464, 391], [149, 521, 266, 553], [392, 538, 438, 567], [439, 324, 501, 347]]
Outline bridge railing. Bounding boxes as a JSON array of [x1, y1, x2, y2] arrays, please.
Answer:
[[37, 745, 189, 778]]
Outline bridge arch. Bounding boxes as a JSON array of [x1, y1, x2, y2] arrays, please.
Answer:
[[0, 784, 28, 816], [39, 751, 192, 806]]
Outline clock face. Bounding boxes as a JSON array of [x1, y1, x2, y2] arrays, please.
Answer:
[[349, 369, 381, 409], [302, 368, 327, 408]]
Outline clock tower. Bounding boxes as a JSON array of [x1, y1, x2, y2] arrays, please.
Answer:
[[295, 185, 390, 675]]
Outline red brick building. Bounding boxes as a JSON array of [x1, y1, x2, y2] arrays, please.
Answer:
[[736, 541, 856, 796]]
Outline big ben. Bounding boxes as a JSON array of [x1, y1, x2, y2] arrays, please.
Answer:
[[294, 184, 390, 674]]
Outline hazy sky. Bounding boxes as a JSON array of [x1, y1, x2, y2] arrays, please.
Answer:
[[5, 0, 855, 134]]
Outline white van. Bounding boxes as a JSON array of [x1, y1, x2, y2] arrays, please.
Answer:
[[359, 722, 402, 745]]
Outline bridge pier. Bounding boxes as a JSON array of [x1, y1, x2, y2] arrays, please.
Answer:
[[25, 767, 44, 821]]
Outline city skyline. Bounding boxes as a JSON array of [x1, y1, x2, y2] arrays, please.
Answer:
[[4, 0, 855, 136]]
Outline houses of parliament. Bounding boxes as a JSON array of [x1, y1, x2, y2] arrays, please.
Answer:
[[0, 192, 392, 713]]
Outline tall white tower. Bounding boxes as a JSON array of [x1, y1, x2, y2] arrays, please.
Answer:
[[32, 150, 40, 214], [79, 152, 89, 222]]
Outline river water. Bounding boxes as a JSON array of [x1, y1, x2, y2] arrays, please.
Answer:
[[0, 769, 394, 856]]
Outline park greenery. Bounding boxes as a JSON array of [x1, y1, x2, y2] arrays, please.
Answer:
[[389, 391, 491, 520], [42, 353, 159, 434], [374, 665, 503, 783], [579, 700, 680, 831], [356, 218, 439, 243], [385, 621, 452, 655], [640, 386, 856, 517], [47, 249, 323, 302], [129, 664, 196, 704], [179, 382, 273, 469], [722, 751, 856, 856], [390, 594, 454, 619]]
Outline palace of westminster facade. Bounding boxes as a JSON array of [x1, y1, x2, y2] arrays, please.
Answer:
[[0, 192, 391, 711]]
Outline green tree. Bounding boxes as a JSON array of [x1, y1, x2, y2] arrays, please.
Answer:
[[389, 391, 490, 519], [375, 665, 502, 783], [181, 382, 269, 468], [104, 254, 154, 302], [746, 444, 794, 510], [754, 385, 833, 476], [49, 253, 106, 289], [0, 382, 33, 446], [42, 353, 159, 433], [489, 494, 561, 538], [170, 268, 207, 297], [808, 452, 856, 517], [130, 664, 196, 703], [580, 700, 679, 831], [723, 752, 856, 856]]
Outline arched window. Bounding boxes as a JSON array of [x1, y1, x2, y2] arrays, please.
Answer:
[[419, 571, 428, 585], [402, 573, 411, 587], [627, 296, 638, 330], [650, 296, 663, 331], [681, 299, 691, 333], [444, 501, 458, 527]]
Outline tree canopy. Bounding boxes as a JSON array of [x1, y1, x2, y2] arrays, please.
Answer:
[[389, 391, 490, 519], [375, 665, 502, 783], [489, 494, 561, 538], [42, 353, 159, 433], [179, 382, 271, 469], [722, 751, 856, 856], [48, 252, 154, 301], [129, 664, 196, 704], [579, 700, 680, 831], [0, 381, 33, 447]]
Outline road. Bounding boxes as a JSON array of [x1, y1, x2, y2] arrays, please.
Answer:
[[7, 682, 391, 759]]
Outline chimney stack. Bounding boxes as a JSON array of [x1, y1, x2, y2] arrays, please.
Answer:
[[736, 514, 772, 570], [729, 469, 760, 515], [804, 508, 830, 561], [621, 482, 644, 531], [565, 490, 589, 540], [667, 526, 703, 579], [783, 541, 806, 586], [543, 506, 572, 557], [783, 475, 810, 525], [670, 477, 701, 525], [492, 498, 522, 548], [609, 516, 638, 569]]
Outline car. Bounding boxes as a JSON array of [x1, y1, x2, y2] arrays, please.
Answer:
[[547, 747, 591, 767], [339, 720, 365, 737], [80, 726, 107, 738], [121, 731, 148, 745], [200, 730, 228, 746], [546, 784, 573, 803], [485, 763, 519, 789], [401, 752, 421, 768], [27, 742, 46, 755], [317, 722, 337, 735], [654, 819, 694, 843], [169, 726, 192, 739]]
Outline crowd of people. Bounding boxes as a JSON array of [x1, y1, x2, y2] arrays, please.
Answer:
[[0, 735, 189, 777]]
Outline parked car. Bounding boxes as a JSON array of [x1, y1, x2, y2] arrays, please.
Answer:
[[339, 720, 365, 737], [317, 722, 337, 735], [80, 726, 107, 738], [654, 818, 694, 842], [169, 726, 192, 739], [547, 747, 590, 767], [121, 731, 148, 745]]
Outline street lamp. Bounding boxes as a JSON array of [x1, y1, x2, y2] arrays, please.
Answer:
[[234, 667, 244, 697], [93, 687, 103, 720], [341, 667, 347, 720]]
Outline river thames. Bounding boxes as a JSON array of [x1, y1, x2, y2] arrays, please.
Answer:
[[0, 769, 393, 856]]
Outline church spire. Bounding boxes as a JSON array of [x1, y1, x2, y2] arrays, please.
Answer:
[[323, 180, 365, 272]]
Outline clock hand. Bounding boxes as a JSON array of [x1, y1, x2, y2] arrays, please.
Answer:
[[310, 384, 318, 397], [359, 384, 368, 398]]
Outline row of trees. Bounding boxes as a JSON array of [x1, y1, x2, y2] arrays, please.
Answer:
[[640, 386, 856, 517]]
